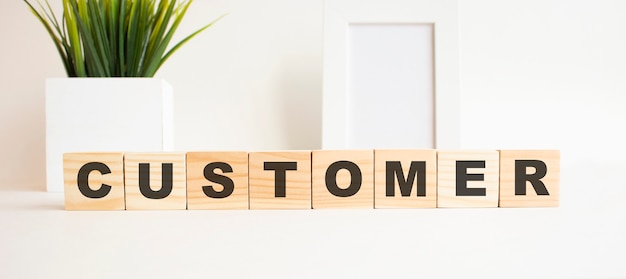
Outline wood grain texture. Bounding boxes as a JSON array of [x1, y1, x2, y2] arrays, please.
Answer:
[[499, 150, 560, 207], [437, 150, 499, 208], [374, 149, 437, 208], [312, 150, 373, 209], [249, 151, 312, 209], [124, 153, 187, 210], [187, 152, 249, 210], [64, 153, 126, 210]]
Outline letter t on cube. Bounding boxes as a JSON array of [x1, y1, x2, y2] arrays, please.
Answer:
[[249, 151, 312, 209]]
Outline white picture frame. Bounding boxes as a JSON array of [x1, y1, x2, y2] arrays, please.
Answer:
[[322, 0, 459, 149]]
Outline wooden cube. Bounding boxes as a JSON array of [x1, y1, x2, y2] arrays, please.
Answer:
[[499, 150, 560, 207], [64, 153, 125, 210], [125, 153, 187, 210], [437, 150, 499, 208], [374, 149, 437, 208], [312, 150, 373, 209], [249, 151, 312, 209], [187, 152, 249, 210]]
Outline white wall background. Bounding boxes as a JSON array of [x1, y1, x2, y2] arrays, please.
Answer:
[[1, 0, 625, 278], [0, 0, 324, 191]]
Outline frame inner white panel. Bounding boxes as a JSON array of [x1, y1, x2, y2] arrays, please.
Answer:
[[322, 0, 459, 149], [347, 23, 434, 149]]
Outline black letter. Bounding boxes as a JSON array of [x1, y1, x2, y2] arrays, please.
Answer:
[[456, 161, 486, 196], [139, 163, 173, 199], [202, 162, 235, 198], [325, 161, 362, 197], [77, 162, 112, 198], [264, 162, 298, 197], [386, 161, 426, 197], [515, 160, 549, 195]]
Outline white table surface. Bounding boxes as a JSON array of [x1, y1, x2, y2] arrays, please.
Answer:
[[1, 160, 624, 279]]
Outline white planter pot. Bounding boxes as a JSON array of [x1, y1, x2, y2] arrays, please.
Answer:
[[46, 78, 174, 192]]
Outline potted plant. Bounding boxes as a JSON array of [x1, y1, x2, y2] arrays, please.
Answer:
[[24, 0, 222, 192]]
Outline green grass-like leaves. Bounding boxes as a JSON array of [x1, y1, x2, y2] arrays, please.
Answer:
[[24, 0, 223, 77]]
